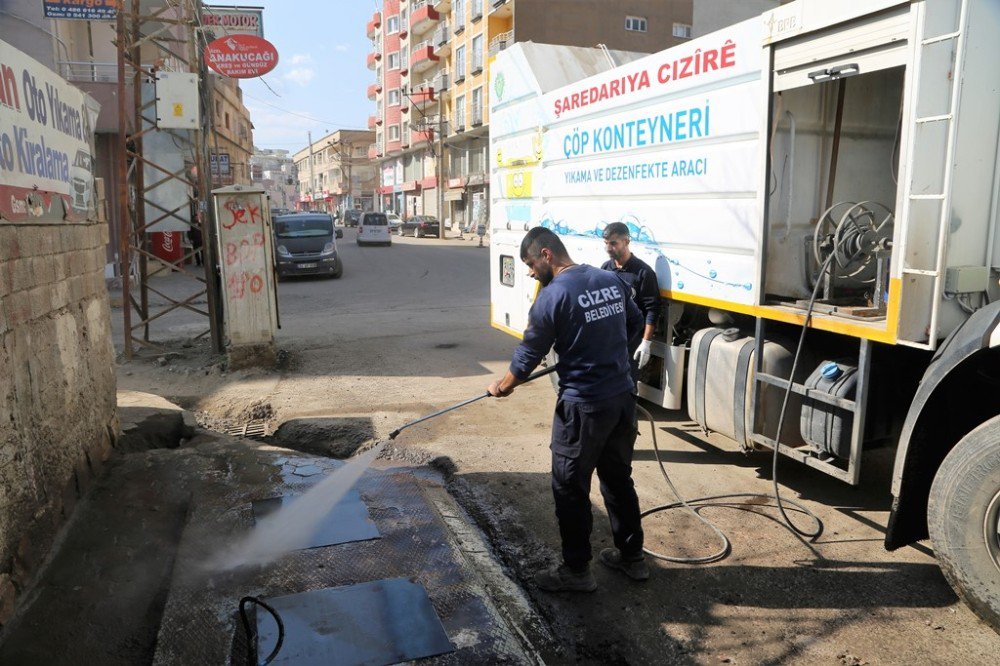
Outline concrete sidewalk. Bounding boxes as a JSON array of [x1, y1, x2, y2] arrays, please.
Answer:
[[0, 395, 546, 665]]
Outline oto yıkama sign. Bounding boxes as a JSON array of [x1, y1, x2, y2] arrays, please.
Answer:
[[0, 38, 100, 223], [204, 35, 279, 79]]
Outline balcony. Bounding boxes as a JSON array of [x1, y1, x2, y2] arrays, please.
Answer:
[[368, 115, 378, 129], [366, 11, 381, 38], [433, 70, 450, 92], [434, 22, 451, 55], [410, 41, 440, 75], [489, 29, 513, 57], [410, 86, 437, 109], [410, 1, 440, 37], [368, 144, 380, 159], [367, 83, 382, 100], [367, 51, 381, 70], [490, 0, 512, 19], [411, 128, 435, 147]]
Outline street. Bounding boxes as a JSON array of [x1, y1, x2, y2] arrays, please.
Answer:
[[114, 229, 999, 664]]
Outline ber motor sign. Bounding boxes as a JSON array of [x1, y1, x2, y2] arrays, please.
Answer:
[[205, 35, 278, 79]]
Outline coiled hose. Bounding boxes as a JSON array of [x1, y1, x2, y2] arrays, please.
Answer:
[[637, 253, 836, 563]]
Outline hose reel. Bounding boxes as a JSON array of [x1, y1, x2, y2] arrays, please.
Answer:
[[811, 201, 894, 310]]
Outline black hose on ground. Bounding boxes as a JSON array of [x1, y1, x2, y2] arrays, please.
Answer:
[[239, 596, 284, 666], [637, 253, 836, 563]]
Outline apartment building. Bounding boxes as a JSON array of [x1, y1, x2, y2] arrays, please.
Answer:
[[366, 0, 718, 229], [293, 130, 378, 214], [251, 149, 299, 212]]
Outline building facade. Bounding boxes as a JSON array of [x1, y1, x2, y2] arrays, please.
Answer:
[[293, 130, 377, 214], [209, 74, 254, 188], [251, 149, 299, 212], [366, 0, 708, 230]]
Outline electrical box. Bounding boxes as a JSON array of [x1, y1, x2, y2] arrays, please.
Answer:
[[944, 266, 990, 294], [155, 72, 200, 129]]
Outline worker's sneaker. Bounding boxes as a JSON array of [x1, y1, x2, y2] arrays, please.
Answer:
[[533, 564, 597, 593], [599, 548, 650, 581]]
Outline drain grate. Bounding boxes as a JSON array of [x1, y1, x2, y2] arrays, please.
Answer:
[[224, 421, 268, 438]]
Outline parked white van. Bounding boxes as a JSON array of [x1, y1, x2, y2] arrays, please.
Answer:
[[357, 212, 392, 246]]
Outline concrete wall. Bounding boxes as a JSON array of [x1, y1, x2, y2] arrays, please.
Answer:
[[0, 221, 117, 626]]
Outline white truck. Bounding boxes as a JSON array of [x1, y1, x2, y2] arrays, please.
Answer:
[[489, 0, 1000, 629]]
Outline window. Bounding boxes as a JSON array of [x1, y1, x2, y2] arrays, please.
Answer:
[[224, 112, 230, 129], [471, 87, 482, 125], [388, 89, 401, 106], [673, 22, 692, 39], [455, 45, 466, 81], [454, 0, 465, 32], [388, 52, 400, 70], [625, 16, 647, 33], [471, 35, 483, 73], [387, 15, 399, 33], [455, 95, 466, 129], [389, 125, 400, 141], [401, 119, 409, 144]]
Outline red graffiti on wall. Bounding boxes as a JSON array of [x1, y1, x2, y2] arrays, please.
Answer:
[[222, 199, 263, 230], [226, 271, 265, 299], [224, 232, 265, 266]]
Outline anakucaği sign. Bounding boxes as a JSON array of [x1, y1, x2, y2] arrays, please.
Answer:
[[0, 39, 100, 223]]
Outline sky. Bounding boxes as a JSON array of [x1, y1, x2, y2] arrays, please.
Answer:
[[235, 1, 379, 153]]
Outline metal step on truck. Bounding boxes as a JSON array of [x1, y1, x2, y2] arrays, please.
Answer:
[[488, 0, 1000, 630]]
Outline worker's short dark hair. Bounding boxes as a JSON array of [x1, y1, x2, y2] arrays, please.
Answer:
[[602, 222, 630, 240], [521, 227, 568, 260]]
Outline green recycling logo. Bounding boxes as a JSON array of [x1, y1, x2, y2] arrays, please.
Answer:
[[494, 72, 506, 101]]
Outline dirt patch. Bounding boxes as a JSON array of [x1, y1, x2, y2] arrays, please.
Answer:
[[267, 417, 376, 458]]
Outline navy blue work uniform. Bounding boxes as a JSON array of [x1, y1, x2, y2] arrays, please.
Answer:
[[600, 254, 660, 329], [509, 264, 645, 568]]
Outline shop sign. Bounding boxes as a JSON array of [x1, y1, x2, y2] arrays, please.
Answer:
[[205, 35, 278, 79], [202, 6, 265, 39], [0, 38, 100, 223], [43, 0, 117, 21]]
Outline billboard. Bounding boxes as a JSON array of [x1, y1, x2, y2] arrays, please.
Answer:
[[43, 0, 118, 21], [0, 38, 100, 223]]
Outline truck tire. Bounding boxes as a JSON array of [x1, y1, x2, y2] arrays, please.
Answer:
[[927, 415, 1000, 632]]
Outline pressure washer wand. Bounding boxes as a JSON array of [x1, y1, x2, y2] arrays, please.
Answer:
[[388, 365, 556, 439]]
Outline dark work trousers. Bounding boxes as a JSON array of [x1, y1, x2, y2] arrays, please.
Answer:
[[550, 390, 643, 569]]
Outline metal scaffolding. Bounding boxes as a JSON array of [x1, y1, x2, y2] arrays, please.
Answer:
[[116, 0, 223, 358]]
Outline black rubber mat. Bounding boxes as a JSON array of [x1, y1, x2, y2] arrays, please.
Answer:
[[256, 578, 454, 665], [251, 489, 379, 549]]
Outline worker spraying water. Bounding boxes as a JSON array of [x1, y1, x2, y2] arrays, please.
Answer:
[[486, 228, 649, 592]]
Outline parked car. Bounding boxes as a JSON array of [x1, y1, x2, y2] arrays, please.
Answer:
[[357, 211, 392, 246], [273, 213, 343, 279], [343, 209, 362, 227], [399, 215, 440, 238], [386, 212, 403, 232]]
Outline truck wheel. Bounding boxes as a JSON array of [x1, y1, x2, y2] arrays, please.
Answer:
[[927, 415, 1000, 632]]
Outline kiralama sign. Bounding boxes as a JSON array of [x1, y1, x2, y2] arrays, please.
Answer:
[[204, 35, 278, 79]]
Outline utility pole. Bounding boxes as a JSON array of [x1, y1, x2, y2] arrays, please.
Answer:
[[307, 130, 316, 211], [437, 110, 445, 239]]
